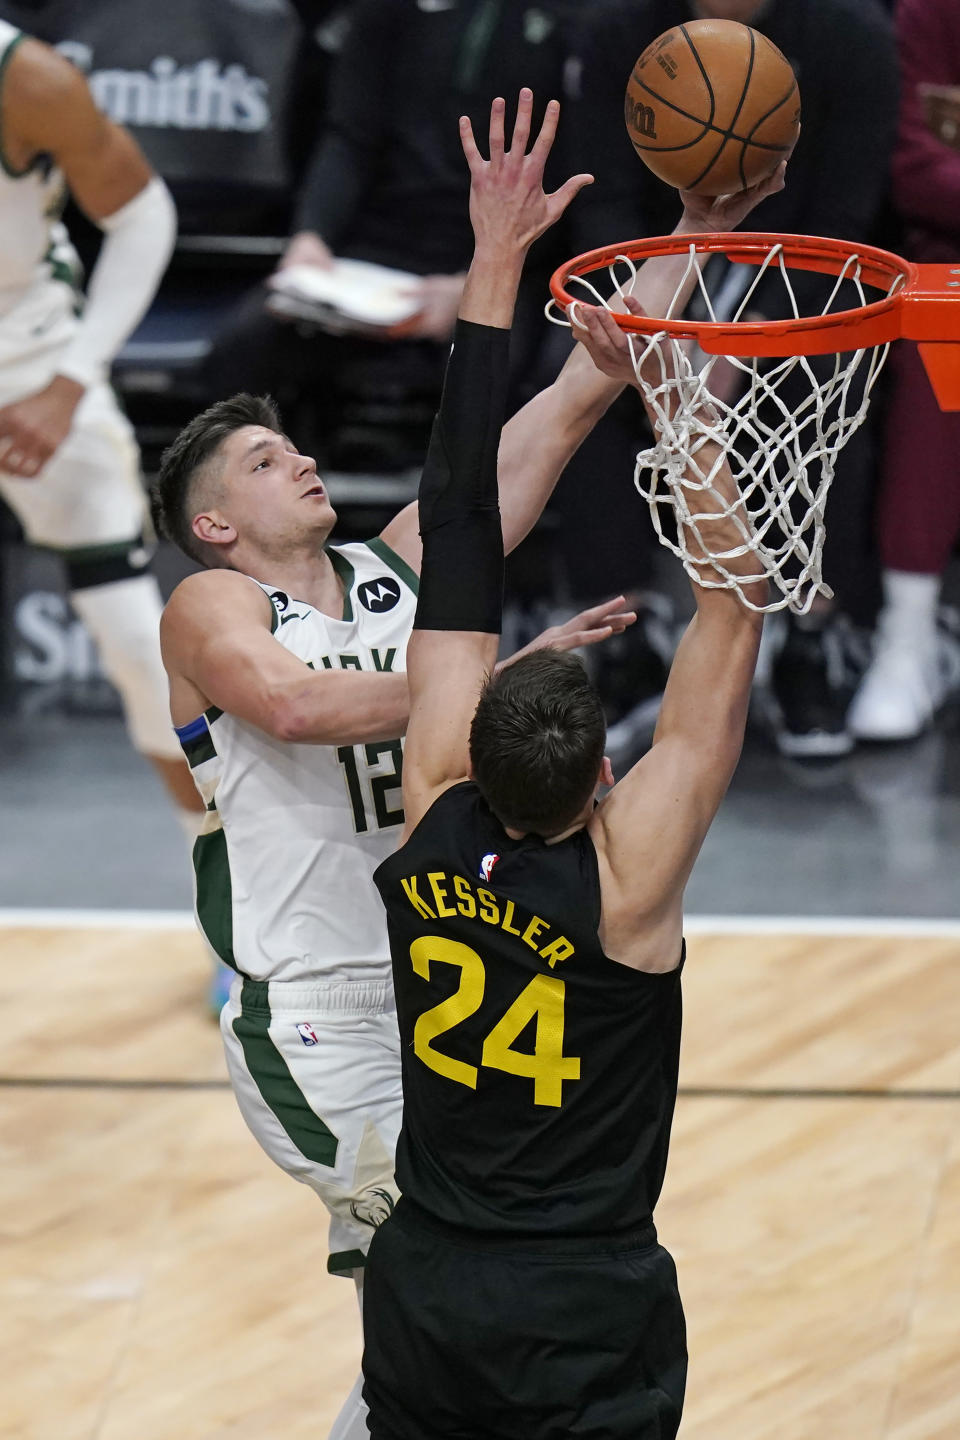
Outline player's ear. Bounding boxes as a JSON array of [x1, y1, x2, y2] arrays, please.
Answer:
[[192, 509, 237, 548], [600, 755, 615, 789]]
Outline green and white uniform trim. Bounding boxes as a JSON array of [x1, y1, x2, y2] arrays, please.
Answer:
[[179, 540, 416, 1272], [176, 538, 418, 986]]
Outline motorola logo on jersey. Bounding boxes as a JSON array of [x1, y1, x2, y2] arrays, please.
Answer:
[[479, 853, 500, 881], [269, 590, 289, 615], [357, 577, 401, 613]]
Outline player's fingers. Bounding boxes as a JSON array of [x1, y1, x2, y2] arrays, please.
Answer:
[[530, 96, 560, 163], [570, 596, 629, 628], [594, 305, 631, 342], [767, 158, 789, 192], [459, 114, 483, 169], [488, 96, 506, 161], [547, 173, 594, 216], [510, 88, 534, 157], [607, 611, 637, 632], [621, 294, 648, 317], [579, 305, 632, 363], [568, 625, 614, 650], [571, 308, 625, 369], [567, 299, 593, 330], [583, 610, 637, 635]]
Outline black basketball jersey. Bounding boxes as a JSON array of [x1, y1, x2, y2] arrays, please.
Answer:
[[373, 782, 684, 1238]]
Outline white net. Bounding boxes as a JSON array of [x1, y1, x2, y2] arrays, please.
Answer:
[[552, 242, 902, 614]]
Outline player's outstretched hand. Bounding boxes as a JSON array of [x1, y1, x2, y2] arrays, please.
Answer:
[[501, 596, 637, 671], [678, 157, 789, 233], [460, 89, 593, 257]]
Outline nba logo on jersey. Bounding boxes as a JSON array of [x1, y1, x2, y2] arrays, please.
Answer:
[[296, 1022, 319, 1046], [479, 853, 500, 881]]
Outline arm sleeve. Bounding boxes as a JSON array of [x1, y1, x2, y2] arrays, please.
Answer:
[[292, 0, 398, 243], [414, 320, 511, 635], [890, 0, 960, 236], [57, 176, 177, 389]]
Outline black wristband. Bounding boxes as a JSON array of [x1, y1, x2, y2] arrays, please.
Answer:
[[415, 319, 511, 635]]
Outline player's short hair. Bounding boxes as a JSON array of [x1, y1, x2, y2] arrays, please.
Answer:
[[151, 393, 282, 566], [469, 650, 606, 837]]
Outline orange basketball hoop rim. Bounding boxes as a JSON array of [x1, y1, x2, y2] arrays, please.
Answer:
[[549, 232, 960, 410]]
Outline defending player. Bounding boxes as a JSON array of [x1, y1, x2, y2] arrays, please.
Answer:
[[0, 23, 202, 830], [155, 89, 782, 1440], [364, 99, 780, 1439]]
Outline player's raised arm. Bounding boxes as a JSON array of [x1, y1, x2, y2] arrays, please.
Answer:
[[380, 162, 787, 569], [400, 91, 591, 834], [161, 570, 410, 746], [574, 304, 766, 972], [474, 162, 790, 554]]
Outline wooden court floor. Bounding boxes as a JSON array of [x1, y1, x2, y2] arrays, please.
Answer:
[[2, 922, 959, 1440]]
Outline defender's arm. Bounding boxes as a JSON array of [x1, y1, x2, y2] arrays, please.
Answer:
[[577, 305, 765, 972], [380, 165, 789, 569], [400, 92, 592, 834]]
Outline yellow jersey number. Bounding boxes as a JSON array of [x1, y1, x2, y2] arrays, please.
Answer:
[[410, 935, 581, 1107]]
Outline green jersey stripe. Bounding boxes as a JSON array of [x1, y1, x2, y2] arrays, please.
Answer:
[[365, 536, 420, 595], [180, 729, 217, 768], [232, 979, 340, 1168], [327, 1247, 368, 1276], [193, 827, 237, 971]]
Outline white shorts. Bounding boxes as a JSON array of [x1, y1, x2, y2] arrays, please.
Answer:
[[221, 975, 403, 1276], [0, 277, 147, 552]]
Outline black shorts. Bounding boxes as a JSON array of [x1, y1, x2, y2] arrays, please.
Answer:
[[362, 1201, 687, 1440]]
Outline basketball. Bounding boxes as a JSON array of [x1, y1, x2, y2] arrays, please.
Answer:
[[625, 19, 800, 195]]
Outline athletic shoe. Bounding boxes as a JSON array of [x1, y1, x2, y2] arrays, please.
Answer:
[[770, 623, 854, 758], [847, 617, 945, 742]]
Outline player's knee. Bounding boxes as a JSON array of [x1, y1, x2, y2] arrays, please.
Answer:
[[68, 567, 178, 759]]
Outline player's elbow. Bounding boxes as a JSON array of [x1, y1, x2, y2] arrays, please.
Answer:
[[265, 691, 313, 743]]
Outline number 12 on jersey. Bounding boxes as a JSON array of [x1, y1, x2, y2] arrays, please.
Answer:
[[337, 741, 404, 833], [410, 935, 581, 1107]]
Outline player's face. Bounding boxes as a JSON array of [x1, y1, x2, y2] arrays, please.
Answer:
[[693, 0, 769, 22], [217, 425, 336, 550]]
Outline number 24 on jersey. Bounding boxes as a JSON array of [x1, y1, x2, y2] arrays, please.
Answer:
[[410, 935, 581, 1107]]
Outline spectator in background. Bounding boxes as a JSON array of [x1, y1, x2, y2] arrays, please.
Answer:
[[204, 0, 575, 469], [847, 0, 960, 743], [559, 0, 898, 758]]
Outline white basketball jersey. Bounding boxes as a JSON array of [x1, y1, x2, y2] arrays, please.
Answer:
[[0, 22, 78, 320], [177, 540, 419, 985]]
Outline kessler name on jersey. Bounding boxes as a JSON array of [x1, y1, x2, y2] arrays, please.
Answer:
[[399, 868, 575, 970]]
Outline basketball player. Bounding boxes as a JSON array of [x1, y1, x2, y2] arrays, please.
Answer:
[[155, 86, 783, 1440], [363, 99, 777, 1439], [0, 23, 203, 832]]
